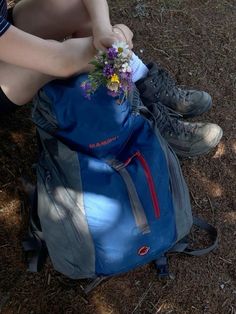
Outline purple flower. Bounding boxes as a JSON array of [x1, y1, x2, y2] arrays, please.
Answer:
[[120, 71, 132, 81], [103, 64, 115, 78], [81, 81, 92, 99], [81, 81, 92, 91], [107, 90, 119, 98], [107, 47, 118, 60], [120, 77, 133, 94]]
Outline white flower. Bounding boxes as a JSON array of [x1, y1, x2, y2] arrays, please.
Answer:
[[121, 62, 132, 73], [112, 41, 130, 58]]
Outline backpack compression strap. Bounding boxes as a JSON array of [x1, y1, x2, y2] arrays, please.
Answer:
[[155, 216, 218, 278]]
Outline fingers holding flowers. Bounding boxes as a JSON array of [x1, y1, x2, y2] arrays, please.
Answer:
[[112, 24, 134, 49], [93, 27, 124, 51], [92, 24, 133, 51], [81, 22, 134, 100]]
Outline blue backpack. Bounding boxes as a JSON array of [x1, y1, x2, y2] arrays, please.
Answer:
[[23, 74, 217, 293]]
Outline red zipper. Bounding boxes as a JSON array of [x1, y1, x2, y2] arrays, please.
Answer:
[[124, 151, 160, 219]]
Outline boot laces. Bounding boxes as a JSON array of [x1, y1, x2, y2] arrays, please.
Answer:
[[153, 103, 198, 136], [151, 67, 190, 102]]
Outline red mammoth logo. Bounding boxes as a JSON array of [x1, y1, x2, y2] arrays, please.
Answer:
[[138, 246, 150, 256]]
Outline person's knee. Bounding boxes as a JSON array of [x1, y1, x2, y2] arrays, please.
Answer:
[[13, 0, 92, 39], [0, 62, 52, 105]]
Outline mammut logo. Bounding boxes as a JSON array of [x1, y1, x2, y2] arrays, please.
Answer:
[[138, 246, 150, 256], [89, 136, 119, 149]]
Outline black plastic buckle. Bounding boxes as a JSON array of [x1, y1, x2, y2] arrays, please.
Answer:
[[155, 256, 170, 279]]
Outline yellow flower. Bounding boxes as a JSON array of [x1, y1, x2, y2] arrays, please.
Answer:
[[110, 74, 120, 84], [118, 47, 124, 54], [107, 75, 120, 92]]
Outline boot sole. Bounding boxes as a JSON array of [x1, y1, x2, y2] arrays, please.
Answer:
[[173, 127, 223, 158]]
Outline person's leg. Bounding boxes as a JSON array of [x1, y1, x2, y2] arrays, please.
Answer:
[[0, 35, 94, 110], [0, 61, 53, 107], [12, 0, 92, 40]]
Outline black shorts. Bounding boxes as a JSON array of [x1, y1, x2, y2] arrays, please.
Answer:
[[7, 7, 14, 24], [0, 8, 18, 113], [0, 87, 18, 113]]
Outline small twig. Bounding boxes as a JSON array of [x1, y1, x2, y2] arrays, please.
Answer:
[[223, 1, 236, 9], [132, 281, 154, 313], [47, 292, 58, 298], [156, 303, 165, 313], [17, 304, 22, 314], [79, 296, 89, 305], [0, 244, 9, 248], [190, 191, 203, 210], [149, 44, 171, 58], [163, 44, 190, 49], [149, 301, 158, 311], [207, 195, 215, 219], [219, 257, 233, 265], [222, 298, 230, 308], [1, 182, 12, 188], [47, 273, 51, 286], [6, 167, 16, 178]]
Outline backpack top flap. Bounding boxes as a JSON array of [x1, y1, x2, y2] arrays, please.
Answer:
[[33, 74, 140, 158]]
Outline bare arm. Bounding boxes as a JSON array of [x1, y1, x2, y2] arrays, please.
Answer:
[[82, 0, 134, 50], [82, 0, 121, 50], [82, 0, 111, 33], [0, 25, 96, 77]]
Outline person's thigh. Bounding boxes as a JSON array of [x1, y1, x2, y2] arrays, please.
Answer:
[[13, 0, 92, 40], [0, 61, 53, 105]]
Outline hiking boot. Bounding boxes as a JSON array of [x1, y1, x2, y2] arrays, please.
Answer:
[[136, 63, 212, 118], [146, 102, 223, 157]]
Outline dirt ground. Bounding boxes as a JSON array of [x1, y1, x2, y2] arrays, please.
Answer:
[[0, 0, 235, 313]]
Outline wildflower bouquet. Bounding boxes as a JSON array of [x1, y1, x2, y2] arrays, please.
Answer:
[[81, 42, 133, 102]]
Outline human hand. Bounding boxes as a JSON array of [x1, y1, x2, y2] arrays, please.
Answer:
[[93, 24, 133, 51], [112, 24, 134, 50], [93, 26, 123, 51]]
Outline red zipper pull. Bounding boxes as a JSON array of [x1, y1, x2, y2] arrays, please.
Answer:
[[124, 151, 140, 167], [135, 152, 161, 219]]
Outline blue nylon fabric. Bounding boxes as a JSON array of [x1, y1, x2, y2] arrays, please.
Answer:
[[43, 75, 135, 159], [42, 74, 177, 276], [80, 116, 176, 275]]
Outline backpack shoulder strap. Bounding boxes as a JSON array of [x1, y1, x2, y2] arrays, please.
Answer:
[[22, 186, 48, 272], [171, 216, 218, 256]]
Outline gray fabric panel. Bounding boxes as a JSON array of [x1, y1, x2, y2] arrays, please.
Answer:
[[118, 168, 150, 234], [107, 160, 150, 234], [37, 129, 96, 279], [154, 127, 193, 241]]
